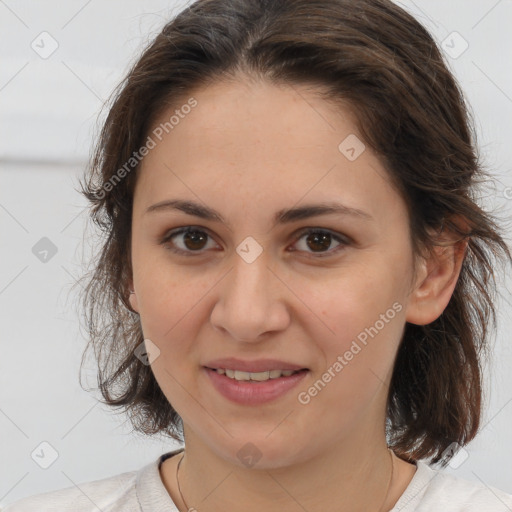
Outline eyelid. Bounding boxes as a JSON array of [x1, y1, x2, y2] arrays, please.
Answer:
[[292, 226, 352, 245], [160, 225, 220, 252], [289, 227, 351, 258], [160, 225, 351, 257]]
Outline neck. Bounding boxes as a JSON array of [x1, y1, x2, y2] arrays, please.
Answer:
[[172, 426, 397, 512]]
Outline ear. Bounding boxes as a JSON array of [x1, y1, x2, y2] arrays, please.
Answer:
[[405, 217, 469, 326], [127, 278, 139, 313]]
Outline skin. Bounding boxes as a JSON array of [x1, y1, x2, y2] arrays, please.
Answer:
[[128, 76, 467, 512]]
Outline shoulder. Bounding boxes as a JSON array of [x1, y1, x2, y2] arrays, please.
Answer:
[[394, 460, 512, 512], [1, 469, 138, 512]]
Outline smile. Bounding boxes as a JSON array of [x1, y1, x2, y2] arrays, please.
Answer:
[[208, 368, 304, 381], [204, 367, 309, 405]]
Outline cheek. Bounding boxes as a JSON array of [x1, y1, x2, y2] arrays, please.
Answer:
[[138, 282, 198, 340], [312, 265, 401, 334], [304, 262, 406, 376], [131, 238, 187, 312], [134, 258, 221, 358], [297, 274, 405, 430]]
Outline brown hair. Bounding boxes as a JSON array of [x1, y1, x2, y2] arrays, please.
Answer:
[[77, 0, 512, 466]]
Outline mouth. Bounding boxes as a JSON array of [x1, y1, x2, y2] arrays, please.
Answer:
[[203, 366, 310, 405], [205, 367, 308, 382]]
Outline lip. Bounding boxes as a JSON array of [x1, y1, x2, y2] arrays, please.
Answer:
[[204, 367, 309, 405], [204, 357, 308, 373]]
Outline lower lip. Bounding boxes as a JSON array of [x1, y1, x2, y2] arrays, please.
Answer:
[[204, 367, 309, 405]]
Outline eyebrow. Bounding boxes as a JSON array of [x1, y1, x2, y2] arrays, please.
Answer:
[[144, 199, 373, 228]]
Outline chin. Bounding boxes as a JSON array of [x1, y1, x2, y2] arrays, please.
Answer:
[[210, 433, 309, 470]]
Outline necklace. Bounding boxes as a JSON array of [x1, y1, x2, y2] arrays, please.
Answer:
[[176, 447, 395, 512], [176, 451, 190, 512], [378, 448, 395, 512]]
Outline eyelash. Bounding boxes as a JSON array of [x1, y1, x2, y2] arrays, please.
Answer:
[[159, 226, 351, 259]]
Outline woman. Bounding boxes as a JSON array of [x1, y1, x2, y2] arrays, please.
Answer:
[[5, 0, 512, 510]]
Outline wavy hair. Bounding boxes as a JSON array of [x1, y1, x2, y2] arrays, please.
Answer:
[[77, 0, 512, 466]]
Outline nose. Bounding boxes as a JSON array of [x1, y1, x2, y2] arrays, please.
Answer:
[[210, 250, 291, 342]]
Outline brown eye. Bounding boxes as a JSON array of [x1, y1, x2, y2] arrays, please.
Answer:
[[305, 231, 332, 252], [181, 230, 208, 250], [160, 226, 349, 258], [291, 228, 349, 257], [161, 227, 218, 255]]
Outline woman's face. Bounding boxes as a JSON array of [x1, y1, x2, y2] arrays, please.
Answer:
[[129, 77, 424, 467]]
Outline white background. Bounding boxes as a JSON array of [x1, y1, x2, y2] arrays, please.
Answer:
[[1, 0, 511, 507]]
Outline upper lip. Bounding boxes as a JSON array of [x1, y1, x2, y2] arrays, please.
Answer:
[[204, 357, 308, 373]]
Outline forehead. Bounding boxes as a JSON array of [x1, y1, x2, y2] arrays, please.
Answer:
[[150, 78, 359, 155], [134, 78, 404, 226]]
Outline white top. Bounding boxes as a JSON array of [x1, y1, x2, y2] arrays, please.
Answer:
[[3, 448, 512, 511]]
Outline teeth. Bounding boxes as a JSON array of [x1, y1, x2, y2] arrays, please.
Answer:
[[214, 368, 301, 381], [249, 371, 270, 381]]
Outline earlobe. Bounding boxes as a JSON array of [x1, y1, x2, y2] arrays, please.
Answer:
[[405, 231, 468, 326], [127, 280, 139, 313]]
